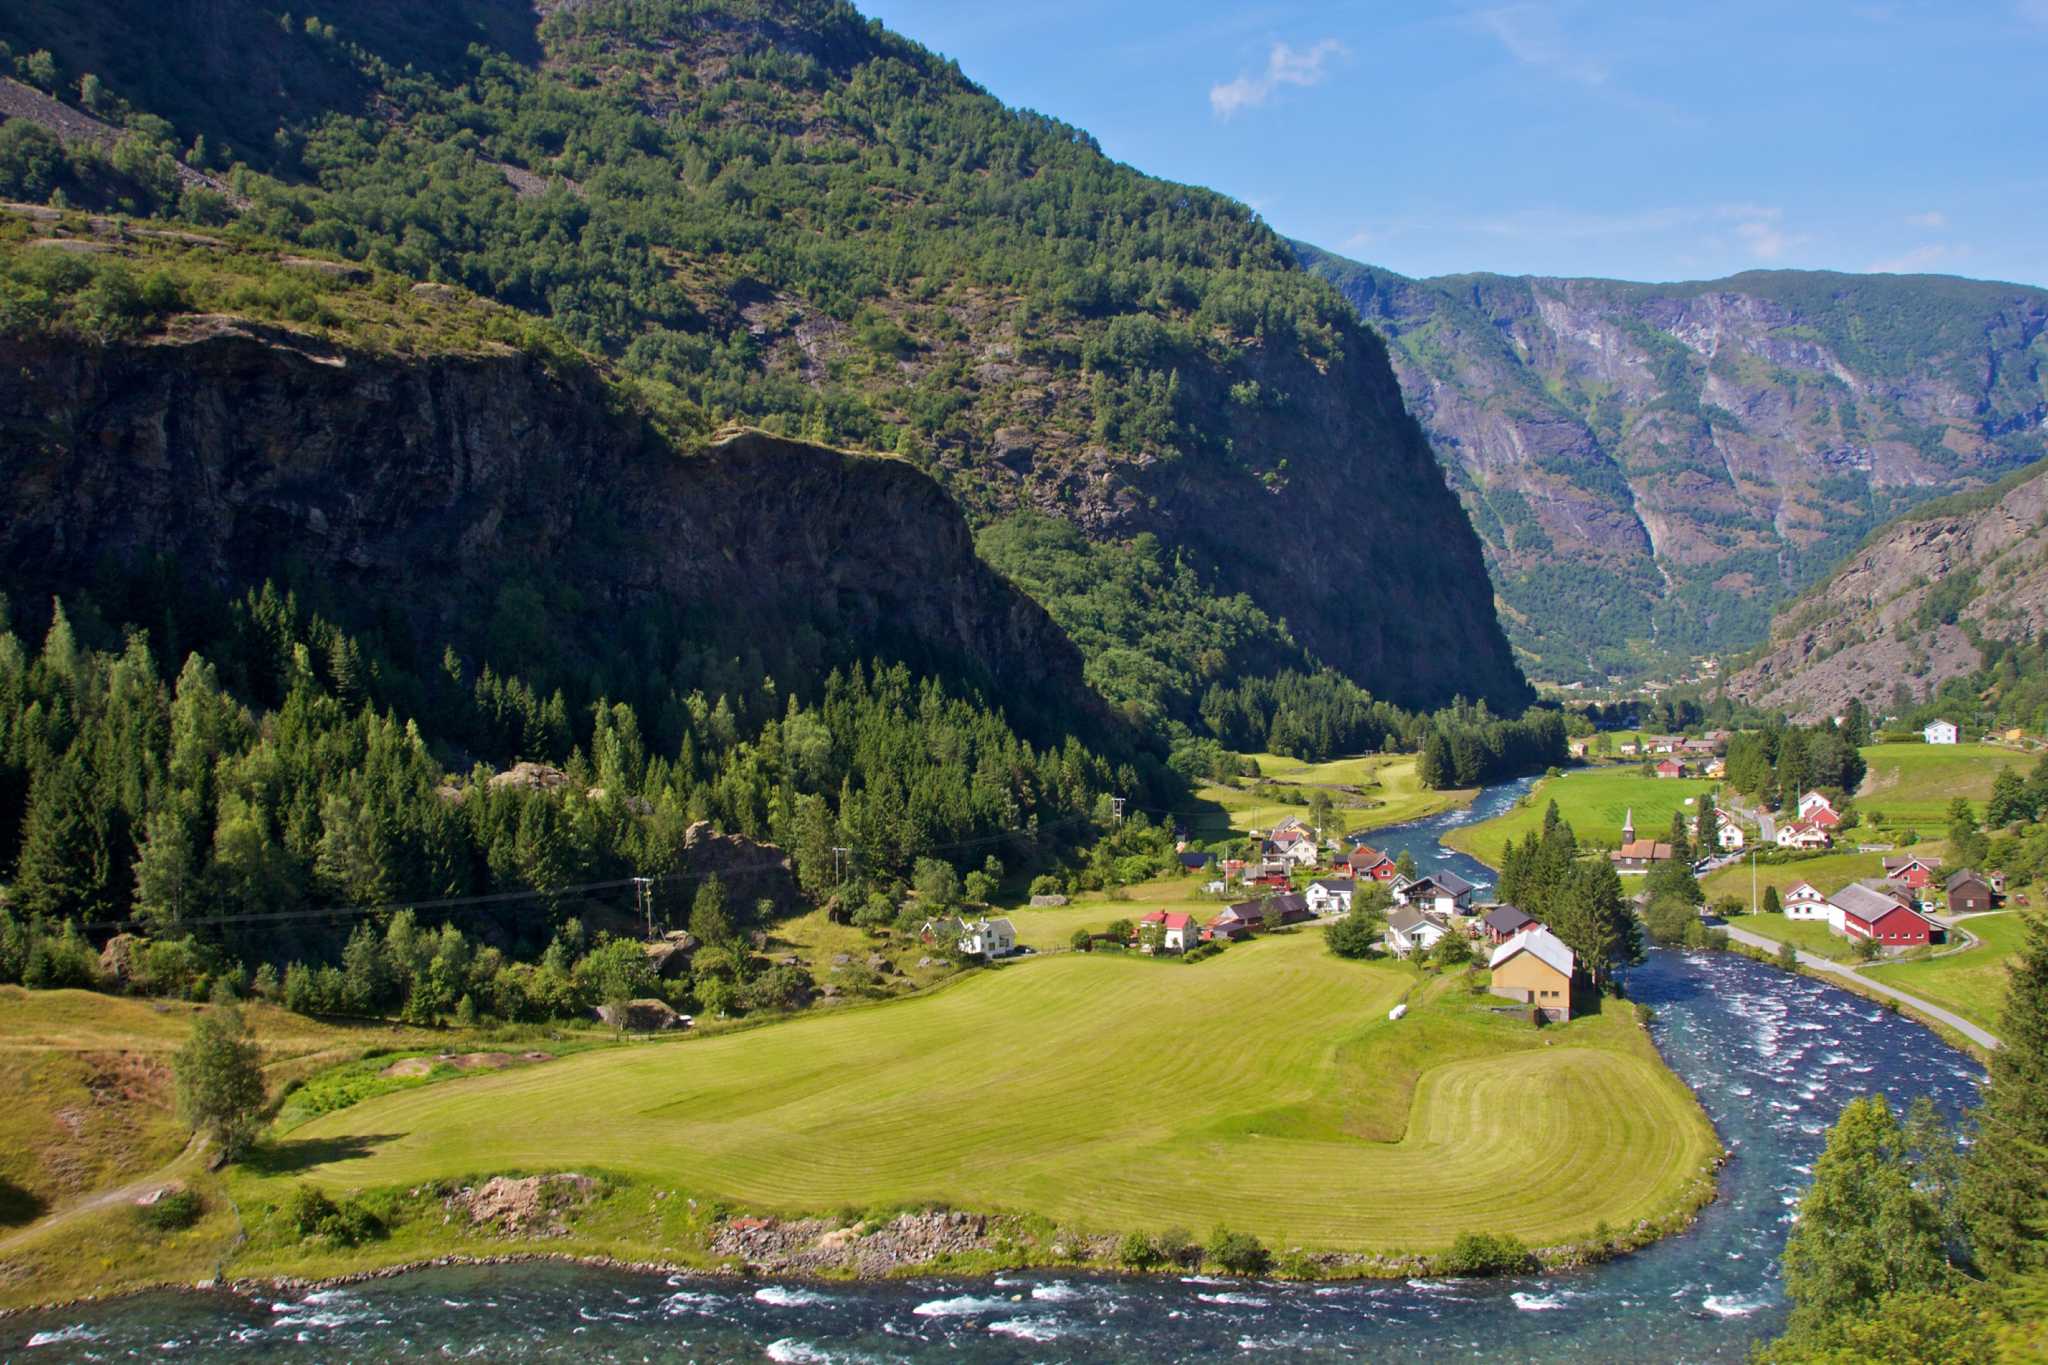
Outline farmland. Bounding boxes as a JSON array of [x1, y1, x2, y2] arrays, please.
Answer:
[[1857, 742, 2027, 834], [242, 932, 1716, 1264], [1697, 844, 1953, 910], [1865, 912, 2031, 1035], [1443, 766, 1716, 868], [1191, 753, 1471, 841]]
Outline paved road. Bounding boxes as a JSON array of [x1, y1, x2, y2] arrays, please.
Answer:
[[1716, 920, 2001, 1053]]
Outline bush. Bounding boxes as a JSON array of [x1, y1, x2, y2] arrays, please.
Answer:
[[1028, 874, 1062, 897], [283, 1182, 383, 1247], [135, 1188, 201, 1232], [1323, 911, 1381, 959], [1776, 940, 1800, 971], [1438, 1231, 1532, 1276], [1069, 929, 1092, 952], [1207, 1226, 1269, 1275], [1118, 1229, 1162, 1268]]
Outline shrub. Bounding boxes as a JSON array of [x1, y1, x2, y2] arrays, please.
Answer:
[[1439, 1231, 1532, 1276], [135, 1188, 201, 1232], [1776, 940, 1800, 972], [1118, 1230, 1162, 1268], [1069, 929, 1092, 952], [1207, 1226, 1269, 1275], [283, 1183, 383, 1247]]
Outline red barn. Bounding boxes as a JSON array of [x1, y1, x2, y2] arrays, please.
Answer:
[[1838, 896, 1942, 948], [1655, 759, 1684, 779], [1880, 856, 1942, 890]]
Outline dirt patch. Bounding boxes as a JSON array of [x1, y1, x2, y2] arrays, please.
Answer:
[[710, 1210, 1015, 1275], [447, 1174, 598, 1237], [379, 1051, 552, 1079]]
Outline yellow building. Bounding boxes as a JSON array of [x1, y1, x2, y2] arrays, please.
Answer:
[[1487, 927, 1576, 1022]]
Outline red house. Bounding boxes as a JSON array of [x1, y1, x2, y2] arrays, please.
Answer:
[[1880, 856, 1943, 890], [1348, 845, 1397, 880], [1835, 885, 1942, 948], [1654, 759, 1684, 779]]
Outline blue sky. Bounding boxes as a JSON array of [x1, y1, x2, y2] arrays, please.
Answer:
[[856, 1, 2048, 288]]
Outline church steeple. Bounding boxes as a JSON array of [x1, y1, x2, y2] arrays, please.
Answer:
[[1622, 808, 1636, 845]]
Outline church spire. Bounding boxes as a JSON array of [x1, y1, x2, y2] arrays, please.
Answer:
[[1622, 807, 1635, 844]]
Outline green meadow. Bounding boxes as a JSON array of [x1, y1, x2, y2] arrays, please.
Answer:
[[1443, 766, 1718, 869], [1865, 912, 2031, 1035], [1858, 742, 2027, 834]]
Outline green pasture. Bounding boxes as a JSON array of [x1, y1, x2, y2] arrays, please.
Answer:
[[1443, 767, 1717, 869], [1719, 911, 1861, 963], [1697, 844, 1952, 910], [252, 933, 1716, 1255], [1857, 742, 2026, 833], [1190, 754, 1470, 841], [1865, 911, 2031, 1035]]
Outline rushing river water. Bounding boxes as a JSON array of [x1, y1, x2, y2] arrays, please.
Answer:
[[9, 780, 1987, 1362]]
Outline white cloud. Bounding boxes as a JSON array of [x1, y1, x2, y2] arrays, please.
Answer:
[[1904, 210, 1948, 229], [1469, 4, 1608, 85], [1209, 39, 1348, 118], [1710, 203, 1805, 262], [1868, 243, 1962, 274]]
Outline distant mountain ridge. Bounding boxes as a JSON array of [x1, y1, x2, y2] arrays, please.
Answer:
[[1301, 245, 2048, 682], [1728, 457, 2048, 721]]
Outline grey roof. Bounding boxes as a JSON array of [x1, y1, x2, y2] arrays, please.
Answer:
[[1485, 904, 1537, 934], [1490, 927, 1575, 977], [1944, 870, 1990, 892], [1407, 870, 1475, 898], [1830, 882, 1912, 923], [1386, 905, 1449, 934], [1267, 893, 1310, 915], [1178, 851, 1216, 867], [1311, 877, 1355, 893]]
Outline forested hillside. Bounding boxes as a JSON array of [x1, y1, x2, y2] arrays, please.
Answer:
[[1303, 245, 2048, 682], [0, 0, 1526, 719]]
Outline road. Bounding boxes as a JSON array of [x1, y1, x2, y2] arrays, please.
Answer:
[[1715, 920, 2001, 1053]]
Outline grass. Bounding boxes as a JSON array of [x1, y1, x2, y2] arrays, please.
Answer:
[[1697, 843, 1953, 910], [1443, 767, 1718, 868], [243, 932, 1717, 1260], [1865, 912, 2030, 1035], [1717, 912, 1862, 963], [1857, 742, 2027, 834], [1190, 753, 1472, 841]]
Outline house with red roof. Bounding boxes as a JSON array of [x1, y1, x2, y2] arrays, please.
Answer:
[[1136, 909, 1197, 954], [1654, 759, 1684, 779], [1881, 855, 1944, 890], [1347, 845, 1397, 880]]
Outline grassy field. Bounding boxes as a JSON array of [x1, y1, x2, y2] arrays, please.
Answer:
[[1443, 767, 1717, 869], [1865, 912, 2030, 1034], [1697, 844, 1952, 910], [1189, 753, 1471, 841], [1858, 742, 2027, 833], [247, 932, 1716, 1258], [1717, 912, 1861, 963]]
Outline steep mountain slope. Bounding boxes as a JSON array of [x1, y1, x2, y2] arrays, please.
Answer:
[[1303, 246, 2048, 682], [0, 0, 1527, 718], [1728, 459, 2048, 722], [0, 213, 1110, 749]]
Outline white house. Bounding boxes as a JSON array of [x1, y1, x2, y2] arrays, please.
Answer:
[[1925, 719, 1959, 745], [1781, 881, 1832, 922], [1385, 905, 1451, 958], [1305, 877, 1355, 915], [1776, 820, 1832, 851], [1275, 838, 1321, 870], [1716, 812, 1746, 851], [1796, 791, 1838, 821], [1136, 910, 1197, 954], [1394, 871, 1476, 917], [957, 917, 1017, 959]]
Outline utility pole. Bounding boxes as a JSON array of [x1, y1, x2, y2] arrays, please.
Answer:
[[832, 846, 853, 884], [1750, 851, 1757, 916], [633, 876, 655, 938], [1110, 797, 1126, 825]]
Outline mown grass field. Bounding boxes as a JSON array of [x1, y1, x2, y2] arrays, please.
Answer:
[[1718, 912, 1861, 963], [1858, 742, 2027, 833], [1443, 767, 1717, 868], [1696, 844, 1952, 911], [1865, 912, 2030, 1035], [250, 933, 1717, 1256], [1190, 753, 1470, 841]]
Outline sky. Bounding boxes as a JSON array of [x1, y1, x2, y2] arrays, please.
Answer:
[[855, 0, 2048, 288]]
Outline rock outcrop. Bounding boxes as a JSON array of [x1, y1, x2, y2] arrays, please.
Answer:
[[1304, 245, 2048, 681], [1729, 465, 2048, 720]]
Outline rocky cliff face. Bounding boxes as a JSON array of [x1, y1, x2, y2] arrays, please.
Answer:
[[0, 314, 1106, 738], [1728, 465, 2048, 722], [1304, 247, 2048, 682]]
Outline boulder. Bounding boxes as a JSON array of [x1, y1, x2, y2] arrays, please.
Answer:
[[1029, 894, 1069, 908], [594, 998, 687, 1032], [98, 932, 143, 983], [488, 761, 570, 792], [643, 930, 699, 979]]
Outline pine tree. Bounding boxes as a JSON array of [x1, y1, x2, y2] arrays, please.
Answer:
[[11, 756, 113, 921], [1963, 910, 2048, 1275]]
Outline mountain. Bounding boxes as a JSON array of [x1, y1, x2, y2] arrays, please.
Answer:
[[0, 0, 1528, 727], [1301, 245, 2048, 683], [1728, 458, 2048, 722]]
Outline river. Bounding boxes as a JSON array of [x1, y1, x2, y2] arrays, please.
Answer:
[[8, 780, 1987, 1361]]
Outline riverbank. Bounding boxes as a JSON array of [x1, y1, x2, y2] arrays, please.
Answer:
[[2, 948, 1988, 1362]]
